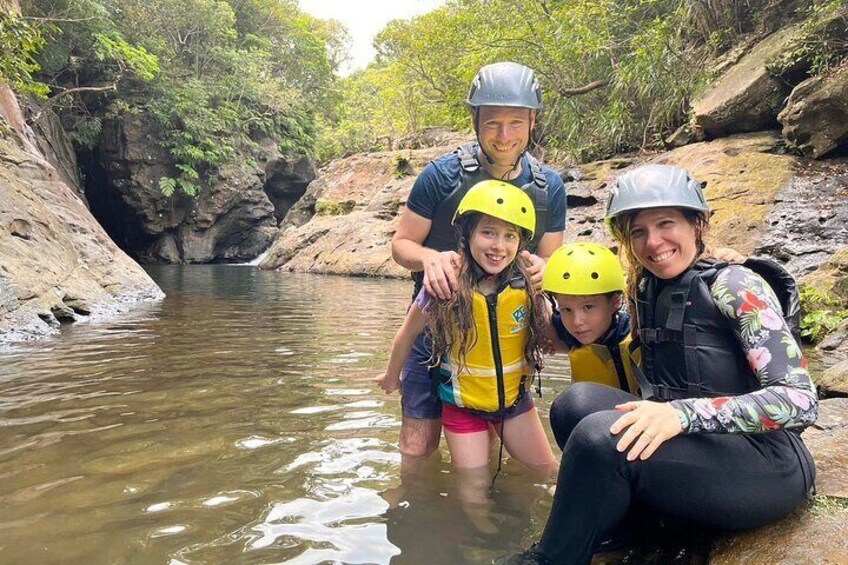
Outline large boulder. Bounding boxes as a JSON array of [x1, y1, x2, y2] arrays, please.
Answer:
[[780, 61, 848, 159], [818, 360, 848, 398], [83, 114, 310, 263], [259, 135, 470, 277], [564, 132, 798, 257], [0, 85, 162, 343], [710, 398, 848, 564], [692, 25, 800, 139]]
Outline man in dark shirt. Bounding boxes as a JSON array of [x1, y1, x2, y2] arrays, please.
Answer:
[[387, 62, 568, 461]]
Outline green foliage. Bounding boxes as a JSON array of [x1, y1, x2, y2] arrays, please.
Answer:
[[93, 31, 159, 81], [159, 175, 198, 197], [811, 495, 848, 516], [66, 115, 102, 148], [769, 0, 848, 77], [20, 0, 340, 198], [0, 9, 49, 97], [317, 0, 724, 164], [799, 284, 848, 343]]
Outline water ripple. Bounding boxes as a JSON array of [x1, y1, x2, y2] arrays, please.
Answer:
[[249, 487, 400, 564], [0, 267, 562, 564]]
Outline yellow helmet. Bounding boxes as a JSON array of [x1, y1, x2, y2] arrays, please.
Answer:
[[453, 180, 536, 237], [543, 242, 625, 295]]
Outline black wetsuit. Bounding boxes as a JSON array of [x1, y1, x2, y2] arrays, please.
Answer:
[[536, 264, 817, 564]]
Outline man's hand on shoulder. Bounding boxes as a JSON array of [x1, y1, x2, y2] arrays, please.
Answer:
[[423, 249, 463, 300], [520, 250, 546, 291]]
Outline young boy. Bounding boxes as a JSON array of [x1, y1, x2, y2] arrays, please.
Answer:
[[542, 242, 638, 394]]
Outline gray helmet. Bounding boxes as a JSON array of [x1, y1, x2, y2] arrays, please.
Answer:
[[605, 164, 710, 221], [467, 62, 542, 110]]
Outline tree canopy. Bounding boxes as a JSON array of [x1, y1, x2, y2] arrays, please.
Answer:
[[18, 0, 344, 195], [317, 0, 827, 163], [7, 0, 843, 188]]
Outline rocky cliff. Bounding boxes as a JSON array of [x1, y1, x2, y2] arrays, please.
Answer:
[[0, 85, 163, 342], [80, 115, 316, 264]]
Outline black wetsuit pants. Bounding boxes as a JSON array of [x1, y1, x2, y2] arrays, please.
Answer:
[[537, 382, 816, 565]]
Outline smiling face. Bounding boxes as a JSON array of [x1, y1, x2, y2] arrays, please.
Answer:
[[475, 105, 535, 172], [468, 214, 521, 276], [628, 207, 699, 279], [554, 293, 621, 346]]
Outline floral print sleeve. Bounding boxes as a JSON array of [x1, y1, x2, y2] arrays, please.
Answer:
[[670, 265, 819, 434]]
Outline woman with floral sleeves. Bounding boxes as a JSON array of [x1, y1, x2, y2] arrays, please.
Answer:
[[499, 164, 818, 565]]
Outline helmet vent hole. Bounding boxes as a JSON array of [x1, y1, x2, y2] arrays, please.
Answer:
[[562, 273, 571, 280], [591, 272, 599, 279], [521, 207, 527, 213], [588, 250, 595, 255], [497, 198, 504, 204], [567, 251, 573, 256]]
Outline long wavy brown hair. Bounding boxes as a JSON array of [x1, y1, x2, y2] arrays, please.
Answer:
[[424, 213, 546, 382], [607, 208, 711, 300]]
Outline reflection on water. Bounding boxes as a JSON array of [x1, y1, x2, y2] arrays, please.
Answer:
[[0, 266, 570, 564]]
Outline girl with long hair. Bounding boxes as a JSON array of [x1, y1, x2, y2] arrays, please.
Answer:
[[377, 180, 555, 495]]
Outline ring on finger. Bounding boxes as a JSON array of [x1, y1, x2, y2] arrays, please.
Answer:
[[642, 432, 653, 442]]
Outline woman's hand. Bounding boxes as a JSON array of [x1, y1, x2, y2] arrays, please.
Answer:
[[375, 372, 400, 394], [609, 401, 684, 461]]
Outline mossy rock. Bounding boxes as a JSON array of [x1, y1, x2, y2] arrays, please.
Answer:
[[818, 359, 848, 396], [315, 199, 356, 216], [800, 246, 848, 304]]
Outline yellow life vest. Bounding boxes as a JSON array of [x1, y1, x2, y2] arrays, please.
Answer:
[[567, 334, 641, 395], [436, 284, 531, 413]]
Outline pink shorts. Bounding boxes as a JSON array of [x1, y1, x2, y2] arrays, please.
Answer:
[[441, 398, 535, 434]]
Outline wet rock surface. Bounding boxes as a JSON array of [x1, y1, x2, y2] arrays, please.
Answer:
[[755, 159, 848, 276]]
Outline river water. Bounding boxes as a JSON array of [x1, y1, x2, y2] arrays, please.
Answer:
[[0, 266, 572, 564]]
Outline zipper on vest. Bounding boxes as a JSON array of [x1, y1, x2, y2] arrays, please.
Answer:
[[486, 293, 506, 411]]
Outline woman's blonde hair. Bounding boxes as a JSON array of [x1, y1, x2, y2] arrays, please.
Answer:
[[424, 212, 545, 381]]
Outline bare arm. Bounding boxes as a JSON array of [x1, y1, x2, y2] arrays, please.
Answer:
[[539, 298, 570, 355], [536, 231, 564, 260], [375, 302, 427, 394], [392, 208, 461, 300]]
